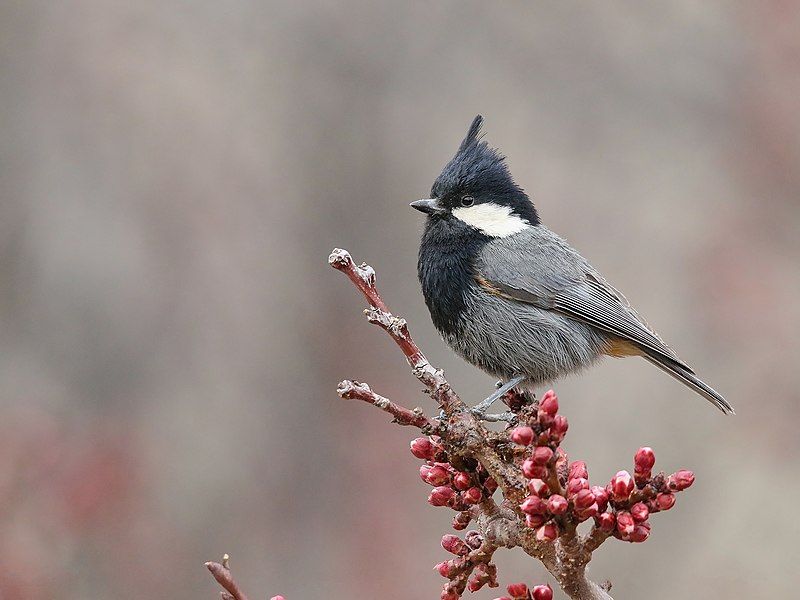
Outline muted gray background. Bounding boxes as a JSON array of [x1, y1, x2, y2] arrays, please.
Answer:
[[1, 2, 799, 598]]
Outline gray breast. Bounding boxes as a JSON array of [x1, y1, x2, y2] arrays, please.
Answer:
[[440, 282, 609, 385]]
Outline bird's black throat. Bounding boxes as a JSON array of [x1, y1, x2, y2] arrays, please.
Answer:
[[417, 215, 490, 335]]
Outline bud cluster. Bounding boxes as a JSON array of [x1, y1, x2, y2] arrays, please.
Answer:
[[411, 435, 498, 531], [409, 389, 696, 599], [436, 532, 499, 599], [507, 391, 694, 544]]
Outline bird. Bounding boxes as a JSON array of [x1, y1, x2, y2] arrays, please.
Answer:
[[411, 115, 733, 418]]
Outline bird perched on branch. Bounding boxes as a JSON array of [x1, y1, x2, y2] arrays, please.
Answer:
[[412, 115, 732, 418]]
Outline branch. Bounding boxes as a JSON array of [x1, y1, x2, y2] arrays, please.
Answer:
[[330, 248, 698, 600], [205, 555, 285, 600], [329, 248, 426, 368], [329, 248, 464, 415], [338, 380, 434, 429], [205, 555, 250, 600]]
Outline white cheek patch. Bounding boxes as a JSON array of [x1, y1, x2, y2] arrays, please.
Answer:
[[452, 202, 531, 237]]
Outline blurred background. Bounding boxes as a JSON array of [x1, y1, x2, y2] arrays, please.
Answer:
[[1, 2, 799, 598]]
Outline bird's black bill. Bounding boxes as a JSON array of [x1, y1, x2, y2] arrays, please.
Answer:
[[410, 198, 444, 215]]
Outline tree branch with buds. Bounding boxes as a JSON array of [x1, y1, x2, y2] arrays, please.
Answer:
[[328, 248, 697, 600]]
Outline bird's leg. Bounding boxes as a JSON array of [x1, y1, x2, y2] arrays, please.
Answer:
[[470, 375, 526, 419]]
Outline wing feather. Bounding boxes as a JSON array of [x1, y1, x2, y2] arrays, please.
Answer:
[[477, 227, 692, 372]]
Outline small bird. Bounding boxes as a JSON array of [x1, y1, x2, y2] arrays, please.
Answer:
[[412, 116, 733, 417]]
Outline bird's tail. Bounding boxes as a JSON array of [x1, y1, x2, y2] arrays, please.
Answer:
[[642, 353, 734, 414]]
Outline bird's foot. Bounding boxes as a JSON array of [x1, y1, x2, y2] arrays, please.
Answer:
[[469, 376, 525, 422], [471, 376, 525, 414]]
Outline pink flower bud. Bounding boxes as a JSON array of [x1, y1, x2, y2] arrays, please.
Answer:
[[655, 492, 676, 511], [521, 458, 535, 478], [575, 503, 599, 521], [506, 582, 529, 599], [463, 487, 482, 505], [596, 512, 616, 532], [634, 447, 656, 472], [532, 446, 554, 465], [528, 478, 549, 497], [667, 470, 695, 491], [616, 511, 635, 537], [629, 522, 651, 543], [611, 470, 634, 501], [453, 472, 472, 491], [429, 486, 455, 507], [435, 561, 451, 577], [441, 589, 459, 600], [441, 534, 468, 556], [493, 597, 513, 600], [590, 486, 609, 510], [532, 584, 554, 600], [630, 502, 650, 523], [566, 477, 589, 497], [425, 465, 451, 486], [420, 464, 432, 483], [410, 437, 435, 460], [568, 460, 588, 480], [467, 576, 484, 593], [525, 513, 548, 528], [483, 477, 498, 495], [536, 523, 559, 542], [540, 390, 559, 415], [522, 459, 548, 479], [271, 597, 286, 600], [573, 489, 596, 509], [547, 494, 568, 515], [520, 495, 547, 515], [510, 426, 535, 446], [549, 415, 568, 442]]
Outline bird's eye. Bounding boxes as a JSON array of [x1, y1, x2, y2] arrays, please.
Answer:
[[460, 196, 475, 207]]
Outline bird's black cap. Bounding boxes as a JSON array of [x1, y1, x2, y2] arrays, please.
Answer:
[[430, 116, 539, 225]]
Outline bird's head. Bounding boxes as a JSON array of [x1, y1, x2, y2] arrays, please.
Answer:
[[411, 115, 539, 237]]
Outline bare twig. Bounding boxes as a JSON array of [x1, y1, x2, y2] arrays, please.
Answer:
[[337, 380, 434, 429], [205, 555, 250, 600]]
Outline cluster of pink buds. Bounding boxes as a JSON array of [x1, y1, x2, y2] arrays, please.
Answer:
[[509, 390, 694, 544], [409, 389, 695, 599], [494, 582, 553, 600], [435, 532, 499, 599], [411, 435, 498, 531]]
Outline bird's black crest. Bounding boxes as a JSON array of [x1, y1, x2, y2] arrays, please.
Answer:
[[457, 115, 485, 153], [431, 115, 539, 225]]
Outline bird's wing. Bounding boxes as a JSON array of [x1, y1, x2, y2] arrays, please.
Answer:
[[475, 227, 692, 372]]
